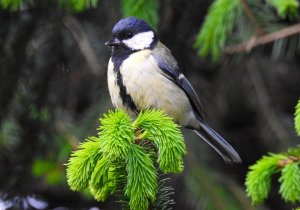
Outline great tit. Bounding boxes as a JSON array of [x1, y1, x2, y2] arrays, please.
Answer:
[[105, 17, 242, 164]]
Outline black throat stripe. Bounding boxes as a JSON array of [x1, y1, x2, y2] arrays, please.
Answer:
[[116, 70, 139, 114], [111, 46, 139, 114]]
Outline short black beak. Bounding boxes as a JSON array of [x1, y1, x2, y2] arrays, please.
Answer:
[[105, 38, 121, 46]]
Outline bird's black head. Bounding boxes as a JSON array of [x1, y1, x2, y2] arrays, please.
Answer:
[[105, 17, 158, 51]]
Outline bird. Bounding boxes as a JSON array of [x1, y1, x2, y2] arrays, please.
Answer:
[[105, 17, 242, 164]]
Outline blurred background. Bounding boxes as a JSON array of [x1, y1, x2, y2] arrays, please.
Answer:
[[0, 0, 299, 209]]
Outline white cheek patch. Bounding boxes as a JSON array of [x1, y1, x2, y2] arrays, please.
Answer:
[[123, 31, 154, 50]]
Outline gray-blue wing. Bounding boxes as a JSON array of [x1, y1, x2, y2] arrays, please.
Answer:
[[152, 42, 242, 164], [152, 42, 205, 122]]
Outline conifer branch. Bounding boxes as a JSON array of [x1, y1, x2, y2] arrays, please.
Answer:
[[246, 99, 300, 204], [194, 0, 242, 60], [121, 0, 158, 29], [246, 151, 300, 204], [224, 23, 300, 54], [246, 145, 300, 204], [265, 0, 299, 19], [66, 109, 186, 210]]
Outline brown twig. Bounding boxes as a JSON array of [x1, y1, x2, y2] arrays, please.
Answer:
[[224, 23, 300, 54], [240, 0, 264, 36], [278, 156, 300, 167]]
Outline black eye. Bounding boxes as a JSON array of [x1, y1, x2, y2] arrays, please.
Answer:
[[126, 31, 133, 38]]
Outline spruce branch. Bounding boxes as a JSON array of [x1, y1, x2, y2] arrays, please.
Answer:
[[265, 0, 299, 19], [193, 0, 242, 60], [133, 109, 186, 173], [196, 0, 300, 59], [279, 162, 300, 203], [98, 110, 135, 160], [245, 154, 285, 204], [66, 136, 102, 191], [125, 145, 157, 210], [89, 157, 117, 201], [66, 109, 186, 210], [121, 0, 158, 29], [245, 147, 300, 204]]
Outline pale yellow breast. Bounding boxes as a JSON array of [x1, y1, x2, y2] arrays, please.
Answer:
[[120, 50, 197, 126], [107, 58, 137, 118]]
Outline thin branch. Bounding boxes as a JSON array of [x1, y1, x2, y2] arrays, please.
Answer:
[[224, 23, 300, 54], [278, 156, 300, 167], [240, 0, 264, 35]]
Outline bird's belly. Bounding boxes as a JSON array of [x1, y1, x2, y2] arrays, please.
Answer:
[[120, 50, 198, 127]]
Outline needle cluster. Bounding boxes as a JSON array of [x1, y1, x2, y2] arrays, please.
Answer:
[[66, 109, 186, 210], [245, 100, 300, 205]]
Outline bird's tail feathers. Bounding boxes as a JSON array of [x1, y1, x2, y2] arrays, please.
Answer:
[[194, 122, 242, 164]]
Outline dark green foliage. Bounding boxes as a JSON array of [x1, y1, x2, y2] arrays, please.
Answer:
[[193, 0, 242, 60], [194, 0, 300, 60], [295, 99, 300, 136], [66, 109, 186, 210], [0, 0, 27, 11], [29, 105, 50, 123], [0, 119, 20, 151], [0, 0, 99, 12], [32, 158, 65, 185], [59, 0, 99, 12], [266, 0, 299, 19], [121, 0, 158, 29]]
